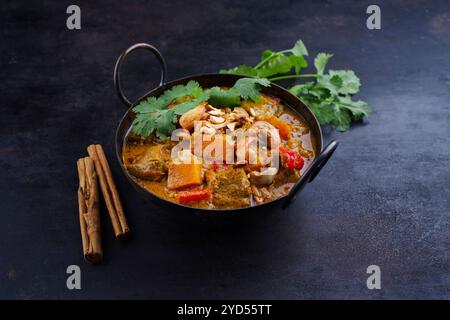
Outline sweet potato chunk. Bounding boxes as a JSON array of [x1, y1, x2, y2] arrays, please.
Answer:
[[167, 163, 203, 190], [264, 115, 291, 140]]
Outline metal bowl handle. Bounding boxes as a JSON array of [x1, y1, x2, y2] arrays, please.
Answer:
[[282, 140, 338, 209], [114, 43, 167, 108]]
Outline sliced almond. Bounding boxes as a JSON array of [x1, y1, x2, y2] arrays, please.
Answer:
[[210, 115, 225, 124], [208, 109, 224, 116], [249, 107, 256, 117], [234, 107, 249, 116], [200, 126, 216, 135], [209, 122, 228, 129]]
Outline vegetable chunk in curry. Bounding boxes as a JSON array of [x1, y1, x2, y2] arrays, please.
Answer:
[[123, 90, 316, 209]]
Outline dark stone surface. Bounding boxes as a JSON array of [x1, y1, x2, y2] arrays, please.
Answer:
[[0, 0, 449, 299]]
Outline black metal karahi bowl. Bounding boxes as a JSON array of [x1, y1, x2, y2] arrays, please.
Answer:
[[114, 43, 338, 213]]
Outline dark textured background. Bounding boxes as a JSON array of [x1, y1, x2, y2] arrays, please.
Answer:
[[0, 0, 449, 299]]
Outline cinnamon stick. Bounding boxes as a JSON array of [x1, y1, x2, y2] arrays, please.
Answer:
[[77, 157, 103, 264], [87, 144, 130, 238]]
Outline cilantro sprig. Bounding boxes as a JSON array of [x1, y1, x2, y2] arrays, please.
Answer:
[[208, 77, 270, 108], [220, 39, 371, 131], [131, 78, 270, 139], [289, 58, 370, 131], [220, 40, 309, 79], [131, 80, 209, 140]]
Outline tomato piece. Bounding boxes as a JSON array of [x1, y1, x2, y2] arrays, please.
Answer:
[[178, 189, 211, 204], [279, 146, 304, 170]]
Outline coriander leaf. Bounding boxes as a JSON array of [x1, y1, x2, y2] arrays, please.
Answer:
[[330, 107, 352, 131], [296, 78, 370, 131], [330, 74, 343, 88], [329, 70, 361, 95], [317, 74, 341, 95], [184, 80, 202, 93], [307, 100, 337, 125], [314, 53, 333, 75], [208, 78, 270, 107], [235, 77, 271, 88], [257, 47, 308, 77], [261, 50, 274, 61], [337, 96, 371, 120], [153, 109, 177, 140], [289, 40, 308, 57], [164, 80, 201, 102], [256, 54, 295, 78], [132, 96, 166, 113], [173, 91, 210, 115], [232, 77, 271, 101], [131, 109, 177, 140], [308, 86, 332, 100], [289, 81, 315, 96], [288, 55, 308, 74], [132, 112, 156, 138], [219, 65, 257, 76], [132, 80, 202, 114], [208, 87, 241, 108], [192, 87, 204, 98], [293, 80, 331, 100], [172, 100, 202, 116]]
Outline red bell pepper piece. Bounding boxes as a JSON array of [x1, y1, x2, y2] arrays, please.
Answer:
[[178, 188, 212, 204]]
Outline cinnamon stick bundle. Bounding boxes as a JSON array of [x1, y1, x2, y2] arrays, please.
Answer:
[[77, 157, 103, 264], [87, 144, 130, 239]]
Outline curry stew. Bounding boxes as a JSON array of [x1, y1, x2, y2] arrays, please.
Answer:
[[123, 93, 316, 209]]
